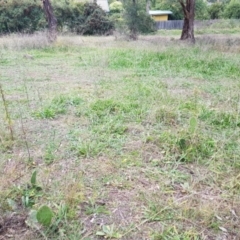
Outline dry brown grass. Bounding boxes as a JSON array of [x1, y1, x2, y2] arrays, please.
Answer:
[[0, 32, 50, 50]]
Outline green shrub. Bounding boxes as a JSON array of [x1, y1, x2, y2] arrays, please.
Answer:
[[0, 0, 46, 34], [123, 1, 156, 37], [223, 2, 240, 19], [0, 0, 114, 35], [109, 12, 125, 31], [52, 0, 85, 32], [53, 1, 114, 35], [79, 3, 114, 35], [137, 10, 156, 34], [154, 0, 209, 20], [195, 0, 210, 20], [208, 3, 224, 19], [110, 1, 123, 13], [154, 0, 183, 20]]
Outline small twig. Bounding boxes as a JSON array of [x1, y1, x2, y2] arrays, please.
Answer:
[[12, 173, 25, 183]]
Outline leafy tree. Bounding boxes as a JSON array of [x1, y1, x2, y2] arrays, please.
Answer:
[[79, 3, 114, 35], [154, 0, 209, 20], [207, 0, 230, 3], [223, 2, 240, 19], [0, 0, 46, 34], [110, 1, 123, 13], [208, 2, 224, 19], [154, 0, 182, 19], [195, 0, 209, 19], [51, 0, 85, 32], [123, 0, 156, 40], [0, 0, 114, 35]]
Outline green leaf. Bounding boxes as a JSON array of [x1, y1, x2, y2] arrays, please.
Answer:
[[113, 232, 122, 239], [36, 205, 54, 227], [96, 231, 106, 236], [22, 195, 30, 207], [102, 225, 112, 234], [31, 170, 37, 186]]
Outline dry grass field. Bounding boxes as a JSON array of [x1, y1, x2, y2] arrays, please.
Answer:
[[0, 31, 240, 239]]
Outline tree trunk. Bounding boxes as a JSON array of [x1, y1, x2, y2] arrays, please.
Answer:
[[146, 0, 150, 14], [129, 0, 138, 40], [179, 0, 195, 44], [42, 0, 57, 42]]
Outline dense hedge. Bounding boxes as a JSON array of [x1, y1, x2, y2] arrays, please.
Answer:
[[0, 0, 114, 35], [0, 0, 46, 33], [53, 1, 85, 32], [223, 2, 240, 19]]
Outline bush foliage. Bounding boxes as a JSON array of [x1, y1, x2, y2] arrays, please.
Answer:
[[0, 0, 46, 34], [109, 1, 123, 13], [208, 3, 224, 19], [154, 0, 210, 20], [123, 0, 156, 37], [80, 3, 114, 35], [52, 1, 85, 32], [0, 0, 114, 35], [223, 2, 240, 19]]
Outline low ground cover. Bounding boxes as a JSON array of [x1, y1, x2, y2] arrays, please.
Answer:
[[0, 32, 240, 239]]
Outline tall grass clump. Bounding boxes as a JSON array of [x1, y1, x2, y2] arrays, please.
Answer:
[[0, 33, 50, 50]]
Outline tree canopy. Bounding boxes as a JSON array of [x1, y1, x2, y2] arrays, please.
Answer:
[[223, 1, 240, 19], [153, 0, 209, 20]]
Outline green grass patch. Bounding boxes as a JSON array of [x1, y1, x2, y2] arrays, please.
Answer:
[[108, 48, 240, 80], [33, 95, 83, 119], [1, 34, 240, 239]]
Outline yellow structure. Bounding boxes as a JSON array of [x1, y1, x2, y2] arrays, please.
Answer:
[[149, 10, 173, 21]]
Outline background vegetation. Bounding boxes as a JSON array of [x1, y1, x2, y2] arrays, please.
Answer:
[[0, 0, 113, 35], [1, 0, 240, 35], [153, 0, 210, 20]]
